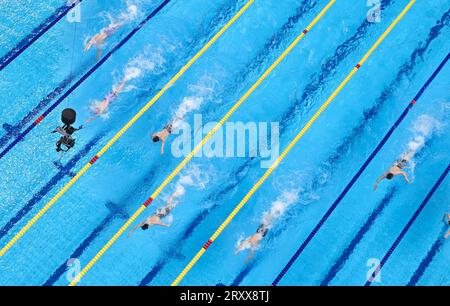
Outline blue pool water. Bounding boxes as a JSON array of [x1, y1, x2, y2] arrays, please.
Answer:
[[0, 0, 449, 286]]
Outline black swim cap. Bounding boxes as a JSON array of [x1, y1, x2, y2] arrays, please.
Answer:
[[386, 173, 394, 180], [141, 224, 149, 230], [152, 135, 160, 142]]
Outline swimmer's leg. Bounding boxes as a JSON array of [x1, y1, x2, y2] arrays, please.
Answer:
[[84, 38, 95, 52], [245, 250, 255, 263]]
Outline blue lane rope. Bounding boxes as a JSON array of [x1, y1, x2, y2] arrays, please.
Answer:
[[0, 0, 171, 161], [0, 1, 83, 72], [273, 51, 450, 286], [365, 162, 450, 286]]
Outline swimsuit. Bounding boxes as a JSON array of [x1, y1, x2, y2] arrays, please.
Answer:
[[105, 92, 117, 104], [394, 159, 408, 169], [164, 123, 173, 134], [156, 206, 171, 218], [256, 225, 269, 238]]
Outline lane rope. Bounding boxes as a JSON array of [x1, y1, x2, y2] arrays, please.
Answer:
[[274, 49, 449, 286], [0, 0, 83, 72], [365, 162, 450, 286], [0, 0, 171, 161], [171, 0, 416, 286], [68, 0, 336, 286], [0, 0, 254, 257]]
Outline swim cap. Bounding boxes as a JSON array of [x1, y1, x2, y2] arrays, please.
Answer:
[[141, 224, 149, 230], [386, 173, 394, 180], [152, 135, 160, 142]]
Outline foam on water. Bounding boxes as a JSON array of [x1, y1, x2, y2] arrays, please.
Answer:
[[405, 114, 443, 158], [261, 190, 299, 229], [402, 113, 445, 176], [156, 164, 213, 219]]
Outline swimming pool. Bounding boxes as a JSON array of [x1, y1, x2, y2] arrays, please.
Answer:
[[0, 0, 449, 286]]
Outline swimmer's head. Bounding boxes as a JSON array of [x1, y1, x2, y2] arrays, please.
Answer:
[[141, 224, 149, 231], [152, 135, 160, 143], [386, 173, 394, 180]]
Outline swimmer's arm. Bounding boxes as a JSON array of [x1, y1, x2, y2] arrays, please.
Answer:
[[235, 242, 246, 254], [85, 33, 103, 51], [113, 79, 127, 96], [128, 223, 144, 237], [245, 249, 255, 263], [374, 174, 386, 190], [445, 230, 450, 239], [155, 220, 171, 227], [84, 37, 96, 51], [400, 171, 411, 184], [235, 240, 247, 254]]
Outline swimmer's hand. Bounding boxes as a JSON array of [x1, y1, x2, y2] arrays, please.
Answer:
[[235, 243, 245, 255], [373, 183, 378, 191]]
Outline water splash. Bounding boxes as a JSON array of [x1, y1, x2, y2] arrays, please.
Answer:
[[235, 190, 299, 253], [172, 76, 218, 130], [261, 190, 299, 229], [404, 114, 443, 160], [156, 164, 213, 217]]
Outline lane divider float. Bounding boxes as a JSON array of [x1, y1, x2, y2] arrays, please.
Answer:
[[68, 0, 337, 286], [171, 0, 416, 286]]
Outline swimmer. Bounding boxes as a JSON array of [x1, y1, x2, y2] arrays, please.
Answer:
[[374, 152, 413, 190], [84, 22, 122, 60], [128, 191, 179, 237], [443, 213, 450, 239], [235, 224, 269, 261], [152, 123, 173, 155], [86, 77, 127, 123]]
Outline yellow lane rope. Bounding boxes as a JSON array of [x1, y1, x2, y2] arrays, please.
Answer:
[[171, 0, 416, 286], [68, 0, 337, 286], [0, 0, 255, 257]]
